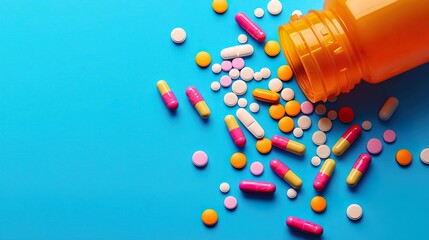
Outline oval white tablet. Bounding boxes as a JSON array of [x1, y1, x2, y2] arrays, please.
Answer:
[[229, 68, 240, 79], [420, 148, 429, 165], [317, 145, 331, 159], [211, 63, 222, 74], [240, 67, 254, 81], [211, 81, 221, 91], [318, 117, 332, 132], [249, 103, 260, 113], [287, 188, 297, 199], [219, 182, 230, 193], [238, 98, 248, 108], [293, 128, 303, 138], [281, 88, 294, 101], [232, 80, 247, 96], [224, 92, 238, 107], [297, 116, 311, 130], [170, 27, 186, 44], [291, 10, 302, 17], [260, 67, 271, 79], [254, 72, 263, 81], [267, 0, 282, 15], [221, 44, 254, 59], [362, 120, 372, 131], [236, 108, 265, 139], [268, 78, 283, 92], [311, 156, 321, 167], [312, 131, 327, 146], [254, 8, 265, 18], [347, 204, 363, 221], [238, 34, 248, 44]]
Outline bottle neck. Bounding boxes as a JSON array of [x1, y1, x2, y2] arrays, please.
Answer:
[[278, 10, 362, 102]]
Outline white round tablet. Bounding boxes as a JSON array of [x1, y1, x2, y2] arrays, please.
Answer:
[[249, 103, 260, 113], [240, 67, 254, 81], [317, 145, 331, 159], [219, 182, 230, 193], [281, 88, 294, 101], [347, 204, 363, 221], [327, 110, 338, 120], [311, 156, 321, 167], [238, 34, 248, 44], [254, 72, 263, 81], [362, 120, 372, 131], [229, 68, 240, 79], [291, 10, 302, 17], [254, 7, 265, 18], [420, 148, 429, 165], [224, 92, 238, 107], [312, 130, 327, 146], [260, 67, 271, 79], [318, 117, 333, 132], [211, 81, 221, 91], [293, 128, 303, 138], [238, 98, 248, 108], [268, 78, 283, 92], [232, 80, 247, 96], [287, 188, 297, 199], [315, 104, 326, 115], [170, 27, 186, 44], [297, 116, 312, 130], [267, 0, 282, 15], [211, 63, 222, 74]]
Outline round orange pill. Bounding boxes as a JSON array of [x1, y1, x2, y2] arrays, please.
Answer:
[[396, 149, 412, 166], [264, 40, 280, 57], [277, 65, 293, 81], [212, 0, 228, 14], [278, 116, 294, 133], [201, 209, 218, 226], [285, 100, 301, 117], [310, 196, 327, 213], [256, 138, 272, 154], [195, 51, 212, 68], [269, 104, 285, 120], [230, 152, 246, 169]]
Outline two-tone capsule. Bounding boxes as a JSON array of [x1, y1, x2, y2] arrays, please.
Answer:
[[239, 180, 276, 194], [224, 115, 246, 147], [156, 80, 178, 110], [313, 159, 336, 192], [346, 153, 371, 187], [270, 159, 303, 189], [252, 88, 280, 104], [271, 135, 306, 155], [332, 124, 362, 156], [185, 86, 211, 118], [235, 12, 266, 42], [286, 216, 324, 236]]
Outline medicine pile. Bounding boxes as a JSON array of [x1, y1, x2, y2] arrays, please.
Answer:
[[156, 0, 429, 237]]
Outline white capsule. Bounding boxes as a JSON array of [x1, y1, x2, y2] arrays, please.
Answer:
[[221, 44, 254, 60], [236, 108, 265, 139]]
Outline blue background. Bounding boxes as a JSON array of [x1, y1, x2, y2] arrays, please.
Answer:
[[1, 0, 428, 239]]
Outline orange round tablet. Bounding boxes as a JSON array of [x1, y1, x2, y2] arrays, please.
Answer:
[[310, 196, 327, 213], [264, 40, 280, 57], [201, 209, 218, 226], [256, 138, 272, 154], [195, 51, 212, 68], [277, 65, 293, 81], [269, 104, 285, 120], [396, 149, 412, 166], [230, 152, 247, 169], [278, 116, 294, 133], [285, 100, 301, 117]]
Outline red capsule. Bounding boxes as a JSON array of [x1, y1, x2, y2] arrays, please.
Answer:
[[239, 180, 276, 194]]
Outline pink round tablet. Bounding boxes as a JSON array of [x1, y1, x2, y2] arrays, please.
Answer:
[[224, 196, 237, 210], [367, 138, 383, 155], [220, 75, 232, 87], [383, 129, 396, 143], [301, 101, 314, 115], [250, 161, 264, 176], [192, 150, 208, 167], [232, 58, 245, 70], [221, 60, 233, 72]]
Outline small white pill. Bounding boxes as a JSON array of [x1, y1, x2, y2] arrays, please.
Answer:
[[238, 98, 248, 108], [170, 27, 186, 44], [221, 44, 254, 59], [224, 92, 238, 107], [291, 10, 302, 17], [293, 128, 303, 138], [254, 7, 265, 18], [312, 131, 327, 145], [327, 110, 338, 120], [317, 145, 331, 159], [249, 103, 260, 113], [362, 120, 372, 131], [297, 116, 312, 130], [220, 182, 230, 193], [379, 97, 399, 121], [287, 188, 297, 199], [281, 88, 294, 101], [229, 68, 240, 79], [268, 78, 283, 92], [311, 156, 321, 167], [420, 148, 429, 165], [254, 72, 263, 81], [232, 80, 247, 95], [315, 104, 326, 115], [260, 67, 271, 79], [240, 67, 254, 81], [347, 204, 363, 221], [211, 63, 222, 74], [267, 0, 282, 16], [318, 117, 333, 132], [211, 81, 221, 91], [238, 34, 248, 44]]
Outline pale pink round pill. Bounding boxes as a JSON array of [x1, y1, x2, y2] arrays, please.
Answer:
[[221, 60, 233, 72], [250, 161, 264, 176], [224, 196, 238, 210], [232, 58, 245, 70], [220, 75, 232, 87], [383, 129, 396, 143], [192, 150, 208, 167], [301, 101, 314, 115], [367, 138, 383, 155]]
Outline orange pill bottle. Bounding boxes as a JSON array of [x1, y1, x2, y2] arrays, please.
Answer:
[[278, 0, 429, 102]]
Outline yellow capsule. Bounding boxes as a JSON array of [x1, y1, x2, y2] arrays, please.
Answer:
[[284, 170, 303, 189], [186, 86, 211, 119], [346, 169, 362, 186], [195, 101, 211, 118], [332, 138, 351, 156]]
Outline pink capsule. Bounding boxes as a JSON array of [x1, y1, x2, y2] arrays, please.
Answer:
[[313, 159, 336, 192], [156, 80, 178, 110], [185, 86, 211, 118], [224, 115, 246, 147], [235, 12, 266, 43], [286, 216, 324, 236], [271, 135, 306, 155], [346, 153, 372, 187], [239, 180, 276, 194]]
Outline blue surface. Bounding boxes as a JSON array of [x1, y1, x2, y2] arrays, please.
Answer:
[[0, 0, 428, 239]]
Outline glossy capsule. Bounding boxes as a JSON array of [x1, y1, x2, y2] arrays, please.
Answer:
[[271, 135, 306, 155], [156, 80, 178, 110], [252, 88, 280, 104], [313, 159, 336, 192], [286, 216, 324, 236], [270, 159, 303, 189], [235, 12, 266, 42], [224, 115, 246, 147], [332, 124, 362, 156], [346, 153, 371, 187], [239, 180, 276, 194], [185, 86, 211, 118]]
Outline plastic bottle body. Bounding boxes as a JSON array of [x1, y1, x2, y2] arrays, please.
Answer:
[[279, 0, 429, 102]]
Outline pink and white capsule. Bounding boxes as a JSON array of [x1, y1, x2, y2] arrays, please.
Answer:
[[156, 80, 178, 110], [235, 12, 266, 42]]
